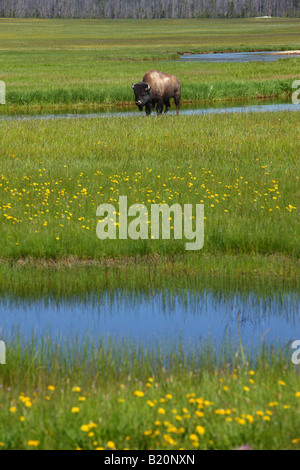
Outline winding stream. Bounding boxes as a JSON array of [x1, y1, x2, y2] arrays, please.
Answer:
[[180, 50, 300, 62], [0, 98, 299, 121]]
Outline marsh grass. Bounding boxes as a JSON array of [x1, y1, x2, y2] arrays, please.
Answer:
[[4, 68, 297, 106], [0, 337, 299, 450], [0, 258, 298, 301]]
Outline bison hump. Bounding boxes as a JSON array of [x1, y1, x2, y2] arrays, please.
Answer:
[[142, 70, 180, 97], [143, 70, 171, 84]]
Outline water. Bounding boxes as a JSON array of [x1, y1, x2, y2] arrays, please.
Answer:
[[0, 94, 299, 359], [180, 51, 300, 63], [0, 98, 299, 121], [0, 291, 299, 353]]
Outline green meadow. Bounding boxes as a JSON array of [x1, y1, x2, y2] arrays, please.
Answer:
[[0, 111, 298, 268], [0, 339, 299, 451], [0, 18, 299, 451], [1, 18, 300, 106]]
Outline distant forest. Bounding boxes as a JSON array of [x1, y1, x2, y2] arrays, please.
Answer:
[[0, 0, 300, 19]]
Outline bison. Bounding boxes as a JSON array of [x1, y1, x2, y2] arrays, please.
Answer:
[[132, 70, 181, 116]]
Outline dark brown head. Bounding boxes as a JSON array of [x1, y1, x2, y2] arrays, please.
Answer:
[[132, 82, 152, 110]]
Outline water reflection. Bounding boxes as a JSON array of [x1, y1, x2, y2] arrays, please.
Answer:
[[0, 291, 298, 352], [0, 99, 299, 121], [180, 51, 300, 63]]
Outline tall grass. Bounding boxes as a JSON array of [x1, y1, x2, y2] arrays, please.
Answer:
[[0, 337, 299, 450], [0, 335, 293, 385], [0, 259, 298, 300], [4, 76, 296, 106]]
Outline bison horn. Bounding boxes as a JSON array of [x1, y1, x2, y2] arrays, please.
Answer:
[[146, 84, 151, 91], [132, 84, 135, 89]]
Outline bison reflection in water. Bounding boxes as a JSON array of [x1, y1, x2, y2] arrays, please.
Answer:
[[132, 70, 181, 116]]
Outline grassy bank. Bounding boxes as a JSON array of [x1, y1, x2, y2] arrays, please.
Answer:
[[0, 112, 298, 267], [0, 255, 298, 301], [1, 18, 300, 106], [0, 339, 299, 450]]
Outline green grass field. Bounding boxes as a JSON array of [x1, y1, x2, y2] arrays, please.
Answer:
[[0, 339, 299, 450], [0, 112, 298, 267], [1, 18, 300, 106]]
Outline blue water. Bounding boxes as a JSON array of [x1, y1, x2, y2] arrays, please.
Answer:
[[0, 291, 299, 352], [0, 100, 299, 121], [180, 51, 300, 63]]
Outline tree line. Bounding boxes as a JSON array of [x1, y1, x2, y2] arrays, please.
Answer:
[[0, 0, 299, 19]]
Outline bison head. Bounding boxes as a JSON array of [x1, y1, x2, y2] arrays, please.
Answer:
[[132, 82, 151, 111]]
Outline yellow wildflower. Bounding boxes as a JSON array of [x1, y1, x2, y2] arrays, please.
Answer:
[[107, 441, 115, 449], [196, 425, 205, 435], [27, 441, 39, 447]]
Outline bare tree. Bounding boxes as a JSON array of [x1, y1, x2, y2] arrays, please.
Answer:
[[0, 0, 299, 18]]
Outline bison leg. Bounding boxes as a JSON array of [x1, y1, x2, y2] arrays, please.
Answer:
[[145, 103, 153, 116], [174, 94, 181, 116], [164, 100, 170, 114], [156, 100, 164, 115]]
